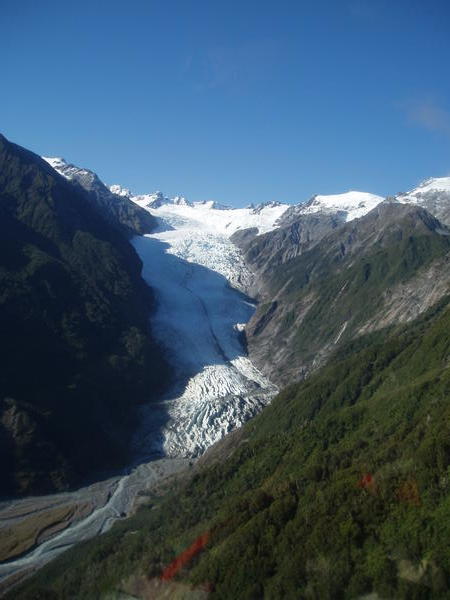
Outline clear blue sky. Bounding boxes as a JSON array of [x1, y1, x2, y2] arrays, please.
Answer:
[[2, 0, 450, 206]]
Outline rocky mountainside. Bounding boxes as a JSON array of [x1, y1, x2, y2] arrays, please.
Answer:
[[243, 202, 450, 384], [231, 212, 344, 294], [231, 191, 387, 297], [230, 179, 450, 386], [0, 135, 168, 497], [43, 157, 157, 236], [395, 176, 450, 226], [233, 179, 450, 283], [278, 190, 385, 225]]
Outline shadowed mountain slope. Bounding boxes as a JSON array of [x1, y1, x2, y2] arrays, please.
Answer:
[[0, 134, 168, 497]]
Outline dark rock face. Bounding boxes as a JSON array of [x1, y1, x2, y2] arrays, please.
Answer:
[[0, 134, 168, 497]]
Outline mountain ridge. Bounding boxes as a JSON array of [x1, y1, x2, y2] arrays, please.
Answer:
[[42, 157, 157, 236]]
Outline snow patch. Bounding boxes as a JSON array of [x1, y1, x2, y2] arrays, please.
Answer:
[[43, 156, 68, 170], [109, 184, 133, 198], [298, 191, 385, 222], [396, 177, 450, 203]]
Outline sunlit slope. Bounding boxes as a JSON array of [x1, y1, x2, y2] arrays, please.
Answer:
[[245, 203, 450, 384]]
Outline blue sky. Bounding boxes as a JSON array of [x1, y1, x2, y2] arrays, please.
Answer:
[[2, 0, 450, 206]]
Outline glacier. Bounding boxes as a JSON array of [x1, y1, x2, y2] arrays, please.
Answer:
[[130, 201, 281, 459], [42, 156, 286, 461]]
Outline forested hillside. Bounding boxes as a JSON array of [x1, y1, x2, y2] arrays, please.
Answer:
[[13, 295, 450, 599]]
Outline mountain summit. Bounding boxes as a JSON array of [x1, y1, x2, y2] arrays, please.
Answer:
[[278, 190, 385, 227]]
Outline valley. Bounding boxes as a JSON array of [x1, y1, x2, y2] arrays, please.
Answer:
[[0, 183, 282, 591], [0, 458, 190, 593], [4, 4, 450, 596], [2, 136, 450, 598]]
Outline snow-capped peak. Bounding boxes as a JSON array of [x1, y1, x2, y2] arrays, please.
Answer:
[[172, 195, 192, 206], [399, 177, 450, 198], [251, 201, 282, 214], [131, 190, 167, 208], [394, 176, 450, 225], [140, 197, 290, 237], [109, 184, 133, 198], [298, 191, 385, 222], [42, 156, 102, 187], [194, 200, 231, 210], [43, 157, 68, 170], [131, 191, 193, 208]]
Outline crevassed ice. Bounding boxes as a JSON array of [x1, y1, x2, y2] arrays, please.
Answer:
[[131, 202, 280, 459]]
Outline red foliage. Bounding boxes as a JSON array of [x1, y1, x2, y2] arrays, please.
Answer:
[[357, 473, 374, 489], [160, 532, 210, 581]]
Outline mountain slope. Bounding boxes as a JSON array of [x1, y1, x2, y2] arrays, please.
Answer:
[[0, 134, 168, 497], [230, 191, 386, 297], [244, 203, 450, 384], [43, 157, 157, 236], [279, 190, 384, 225], [395, 177, 450, 226], [13, 295, 450, 599], [231, 212, 344, 295]]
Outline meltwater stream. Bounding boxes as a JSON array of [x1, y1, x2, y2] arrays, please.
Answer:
[[0, 207, 276, 590]]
